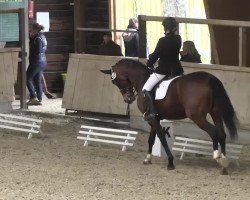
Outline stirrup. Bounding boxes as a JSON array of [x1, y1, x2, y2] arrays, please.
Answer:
[[143, 112, 159, 121]]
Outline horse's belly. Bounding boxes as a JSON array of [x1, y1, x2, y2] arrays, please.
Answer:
[[157, 104, 186, 120]]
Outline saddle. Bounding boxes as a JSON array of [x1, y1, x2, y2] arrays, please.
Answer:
[[152, 75, 181, 100]]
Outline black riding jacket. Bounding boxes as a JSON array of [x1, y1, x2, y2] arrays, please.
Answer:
[[147, 33, 184, 76]]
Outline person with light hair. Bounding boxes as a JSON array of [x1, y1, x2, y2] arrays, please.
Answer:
[[122, 18, 139, 57]]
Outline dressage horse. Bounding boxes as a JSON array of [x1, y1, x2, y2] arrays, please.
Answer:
[[101, 59, 238, 174]]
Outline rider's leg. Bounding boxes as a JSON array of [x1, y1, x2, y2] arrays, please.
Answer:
[[142, 73, 165, 121], [143, 90, 158, 120]]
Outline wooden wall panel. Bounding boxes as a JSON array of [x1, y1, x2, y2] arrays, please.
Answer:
[[62, 54, 128, 115], [0, 49, 20, 103], [62, 57, 80, 108]]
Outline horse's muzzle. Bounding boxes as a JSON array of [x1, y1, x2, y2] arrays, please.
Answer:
[[124, 95, 136, 104]]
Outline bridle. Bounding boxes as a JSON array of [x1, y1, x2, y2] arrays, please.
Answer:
[[111, 70, 138, 101], [119, 86, 138, 99]]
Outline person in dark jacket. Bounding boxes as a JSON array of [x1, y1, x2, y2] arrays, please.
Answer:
[[98, 31, 123, 56], [180, 40, 201, 63], [27, 23, 47, 105], [122, 18, 139, 57], [142, 17, 184, 121]]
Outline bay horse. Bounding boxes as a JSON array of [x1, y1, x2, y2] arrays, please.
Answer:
[[101, 59, 238, 174]]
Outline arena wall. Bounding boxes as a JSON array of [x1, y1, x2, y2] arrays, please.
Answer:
[[63, 54, 250, 128]]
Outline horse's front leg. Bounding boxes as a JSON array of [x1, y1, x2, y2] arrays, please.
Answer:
[[156, 130, 175, 170], [148, 120, 175, 170], [143, 126, 156, 164]]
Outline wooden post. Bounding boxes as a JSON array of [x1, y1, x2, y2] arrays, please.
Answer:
[[138, 15, 147, 58], [109, 0, 117, 41], [19, 8, 27, 109], [74, 0, 86, 53], [239, 27, 247, 67], [203, 0, 219, 64]]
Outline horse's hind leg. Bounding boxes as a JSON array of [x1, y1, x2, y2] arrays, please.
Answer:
[[210, 110, 229, 175], [143, 127, 156, 164], [192, 117, 219, 158], [210, 110, 227, 156], [193, 116, 229, 174], [210, 110, 229, 172]]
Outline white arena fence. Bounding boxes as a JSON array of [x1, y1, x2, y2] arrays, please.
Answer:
[[172, 136, 243, 165], [0, 113, 43, 139], [77, 125, 138, 151], [151, 120, 243, 166]]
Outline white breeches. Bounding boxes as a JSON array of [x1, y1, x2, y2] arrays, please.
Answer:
[[142, 73, 166, 91]]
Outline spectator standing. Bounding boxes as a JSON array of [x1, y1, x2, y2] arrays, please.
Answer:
[[180, 40, 201, 63], [122, 18, 139, 57], [98, 31, 123, 56], [27, 23, 47, 105]]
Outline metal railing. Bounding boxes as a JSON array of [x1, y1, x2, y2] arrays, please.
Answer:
[[138, 15, 249, 67], [75, 27, 137, 53]]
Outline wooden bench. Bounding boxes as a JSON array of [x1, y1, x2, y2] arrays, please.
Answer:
[[77, 125, 138, 151], [0, 113, 43, 139], [172, 136, 243, 165]]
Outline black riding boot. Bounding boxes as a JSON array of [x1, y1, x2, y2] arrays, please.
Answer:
[[143, 90, 159, 121]]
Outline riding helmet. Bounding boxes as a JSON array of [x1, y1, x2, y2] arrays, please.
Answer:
[[162, 17, 177, 32]]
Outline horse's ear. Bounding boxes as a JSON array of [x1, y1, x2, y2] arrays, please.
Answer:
[[100, 69, 112, 75]]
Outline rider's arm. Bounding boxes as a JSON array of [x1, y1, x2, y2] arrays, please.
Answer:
[[147, 38, 162, 68]]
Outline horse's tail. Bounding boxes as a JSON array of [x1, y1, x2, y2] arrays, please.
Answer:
[[210, 76, 238, 141]]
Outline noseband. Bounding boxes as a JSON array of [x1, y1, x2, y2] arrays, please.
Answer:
[[119, 86, 138, 104], [120, 86, 138, 97], [119, 86, 133, 93]]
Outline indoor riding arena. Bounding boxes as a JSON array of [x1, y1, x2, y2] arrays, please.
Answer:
[[0, 1, 250, 200]]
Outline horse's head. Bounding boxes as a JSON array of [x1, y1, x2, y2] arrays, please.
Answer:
[[101, 68, 136, 104]]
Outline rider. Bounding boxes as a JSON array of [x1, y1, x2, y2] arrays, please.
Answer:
[[142, 17, 184, 121]]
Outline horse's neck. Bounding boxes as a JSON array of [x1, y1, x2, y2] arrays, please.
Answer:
[[130, 72, 148, 93]]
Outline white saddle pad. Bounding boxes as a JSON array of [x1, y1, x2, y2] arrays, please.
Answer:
[[155, 76, 181, 100]]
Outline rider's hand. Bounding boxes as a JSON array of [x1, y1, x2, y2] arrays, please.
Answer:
[[146, 62, 154, 71]]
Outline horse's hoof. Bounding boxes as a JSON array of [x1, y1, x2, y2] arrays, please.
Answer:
[[143, 160, 152, 165], [167, 165, 175, 170], [220, 168, 229, 175], [217, 157, 229, 168]]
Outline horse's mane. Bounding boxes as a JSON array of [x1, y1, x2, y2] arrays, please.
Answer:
[[114, 59, 151, 90], [116, 59, 146, 69], [115, 59, 151, 77]]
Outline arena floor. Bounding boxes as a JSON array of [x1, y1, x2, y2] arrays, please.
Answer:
[[0, 99, 247, 200], [0, 112, 250, 200]]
